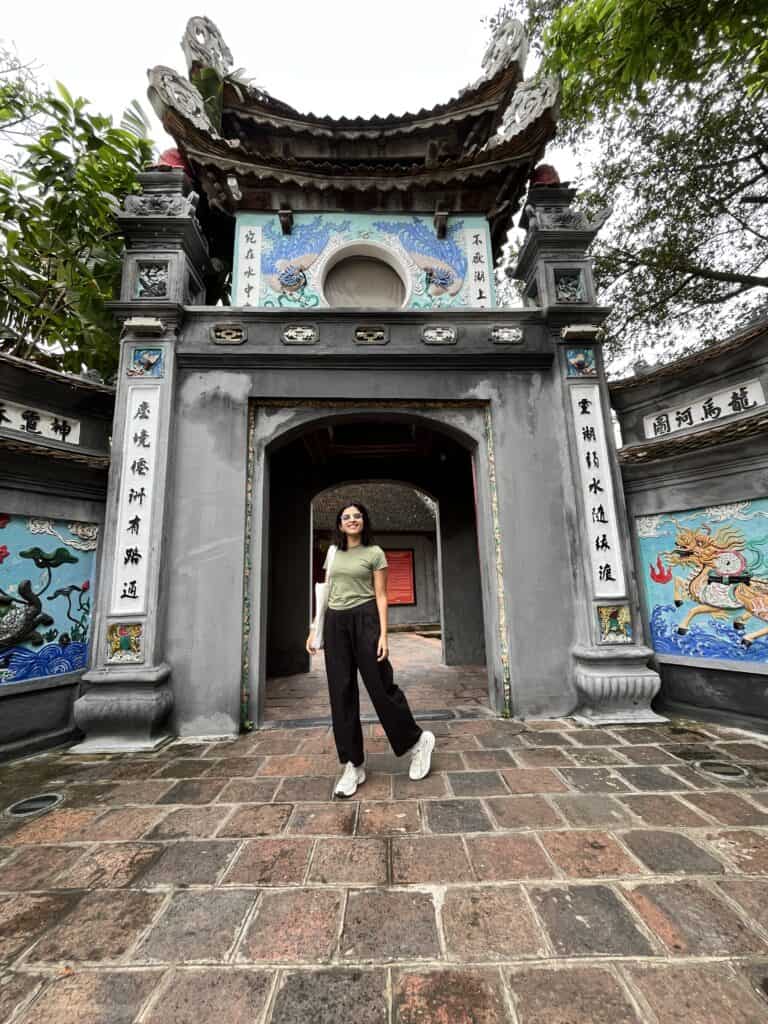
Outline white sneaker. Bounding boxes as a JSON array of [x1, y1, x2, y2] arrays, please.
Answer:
[[408, 731, 435, 781], [334, 761, 366, 798]]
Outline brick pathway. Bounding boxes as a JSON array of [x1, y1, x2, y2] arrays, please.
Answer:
[[265, 633, 490, 723], [2, 717, 768, 1021]]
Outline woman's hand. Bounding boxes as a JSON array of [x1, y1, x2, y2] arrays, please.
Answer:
[[377, 635, 388, 662], [306, 631, 318, 655]]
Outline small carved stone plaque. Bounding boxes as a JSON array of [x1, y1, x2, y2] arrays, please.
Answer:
[[354, 326, 388, 345], [421, 325, 457, 345], [490, 325, 524, 345], [281, 324, 319, 345], [136, 261, 168, 299], [107, 622, 145, 664], [210, 323, 247, 345], [554, 269, 586, 303]]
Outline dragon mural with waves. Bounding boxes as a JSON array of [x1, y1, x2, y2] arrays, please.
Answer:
[[0, 514, 98, 684], [637, 500, 768, 661]]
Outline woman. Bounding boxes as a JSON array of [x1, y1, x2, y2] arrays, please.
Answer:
[[307, 501, 435, 797]]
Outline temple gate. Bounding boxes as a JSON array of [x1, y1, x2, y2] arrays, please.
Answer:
[[74, 15, 662, 748]]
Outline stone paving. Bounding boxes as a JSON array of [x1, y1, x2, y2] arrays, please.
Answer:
[[2, 717, 768, 1021], [265, 633, 490, 723]]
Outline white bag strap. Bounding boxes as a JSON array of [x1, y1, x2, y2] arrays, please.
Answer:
[[324, 544, 338, 582]]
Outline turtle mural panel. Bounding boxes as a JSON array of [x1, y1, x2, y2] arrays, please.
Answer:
[[637, 499, 768, 661], [0, 514, 99, 684]]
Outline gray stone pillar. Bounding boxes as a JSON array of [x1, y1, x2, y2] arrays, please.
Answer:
[[74, 170, 211, 750], [514, 183, 663, 723]]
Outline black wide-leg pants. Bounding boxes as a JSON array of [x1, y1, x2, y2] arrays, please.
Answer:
[[324, 599, 422, 766]]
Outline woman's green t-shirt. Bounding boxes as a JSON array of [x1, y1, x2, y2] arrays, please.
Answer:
[[326, 544, 388, 610]]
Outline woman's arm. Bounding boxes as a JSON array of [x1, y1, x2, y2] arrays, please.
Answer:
[[373, 567, 389, 662]]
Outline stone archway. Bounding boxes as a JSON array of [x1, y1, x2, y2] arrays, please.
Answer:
[[243, 401, 506, 726]]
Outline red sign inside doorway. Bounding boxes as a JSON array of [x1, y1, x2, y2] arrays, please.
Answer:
[[385, 549, 416, 605]]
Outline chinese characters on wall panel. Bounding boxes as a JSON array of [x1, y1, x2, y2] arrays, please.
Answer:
[[0, 400, 81, 445], [643, 378, 765, 439], [569, 382, 626, 598], [234, 222, 262, 306], [461, 227, 492, 308], [110, 384, 161, 617]]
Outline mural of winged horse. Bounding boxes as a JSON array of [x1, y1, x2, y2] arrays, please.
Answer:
[[661, 523, 768, 647]]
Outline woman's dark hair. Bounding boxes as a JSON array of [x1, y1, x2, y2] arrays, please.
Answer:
[[333, 501, 374, 550]]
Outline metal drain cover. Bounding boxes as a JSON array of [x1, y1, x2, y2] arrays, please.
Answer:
[[692, 759, 750, 780], [6, 793, 63, 817]]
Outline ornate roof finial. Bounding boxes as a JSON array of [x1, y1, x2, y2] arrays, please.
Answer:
[[147, 65, 220, 137], [481, 17, 528, 79], [485, 75, 559, 149], [181, 16, 234, 78]]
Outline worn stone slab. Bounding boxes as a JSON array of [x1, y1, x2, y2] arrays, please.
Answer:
[[271, 969, 386, 1024], [157, 780, 228, 804], [509, 965, 641, 1023], [217, 779, 280, 803], [21, 969, 162, 1024], [103, 780, 175, 805], [447, 771, 508, 797], [569, 729, 621, 747], [218, 804, 293, 837], [391, 836, 474, 884], [0, 970, 42, 1022], [717, 879, 768, 932], [486, 795, 564, 830], [514, 748, 575, 768], [146, 806, 227, 839], [223, 838, 313, 886], [28, 890, 164, 963], [141, 840, 239, 887], [75, 807, 167, 841], [621, 830, 725, 875], [155, 758, 220, 779], [309, 838, 388, 885], [567, 748, 629, 767], [55, 843, 163, 889], [739, 960, 768, 1016], [143, 968, 273, 1024], [394, 968, 508, 1024], [618, 745, 682, 765], [614, 767, 691, 791], [540, 831, 644, 879], [205, 757, 263, 777], [558, 768, 631, 794], [684, 792, 768, 825], [392, 773, 448, 799], [6, 808, 103, 846], [287, 802, 357, 836], [243, 734, 303, 755], [553, 795, 636, 828], [424, 799, 493, 834], [257, 756, 336, 777], [619, 794, 709, 827], [341, 890, 439, 962], [625, 963, 768, 1024], [442, 886, 545, 960], [51, 783, 117, 808], [357, 801, 421, 835], [461, 749, 516, 769], [499, 769, 569, 794], [521, 732, 575, 748], [0, 845, 84, 891], [239, 889, 342, 963], [715, 742, 768, 762], [344, 773, 393, 801], [612, 727, 674, 745], [274, 777, 334, 802], [466, 834, 554, 881], [137, 890, 254, 963], [0, 893, 79, 963], [531, 885, 654, 956], [626, 880, 766, 955], [708, 829, 768, 872]]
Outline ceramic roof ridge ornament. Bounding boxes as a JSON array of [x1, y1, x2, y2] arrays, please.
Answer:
[[525, 204, 613, 233], [481, 16, 529, 80], [147, 65, 223, 140], [485, 75, 559, 149], [181, 15, 234, 79]]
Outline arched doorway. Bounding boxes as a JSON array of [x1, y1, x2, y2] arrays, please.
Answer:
[[251, 409, 498, 726]]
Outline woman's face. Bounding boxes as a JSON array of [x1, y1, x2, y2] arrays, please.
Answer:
[[339, 505, 364, 538]]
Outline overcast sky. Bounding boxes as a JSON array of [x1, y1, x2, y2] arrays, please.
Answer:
[[5, 0, 576, 177]]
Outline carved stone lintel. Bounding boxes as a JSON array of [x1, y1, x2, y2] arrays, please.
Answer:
[[486, 76, 559, 149], [525, 204, 612, 233], [181, 16, 234, 78], [572, 644, 666, 725], [282, 324, 318, 345], [211, 323, 247, 345], [482, 16, 528, 78], [421, 325, 457, 345], [72, 673, 174, 752], [491, 325, 524, 345], [148, 65, 219, 137], [354, 326, 389, 346], [123, 192, 200, 218]]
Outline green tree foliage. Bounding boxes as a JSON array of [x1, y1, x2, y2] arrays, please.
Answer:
[[0, 46, 153, 378], [492, 2, 768, 364]]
